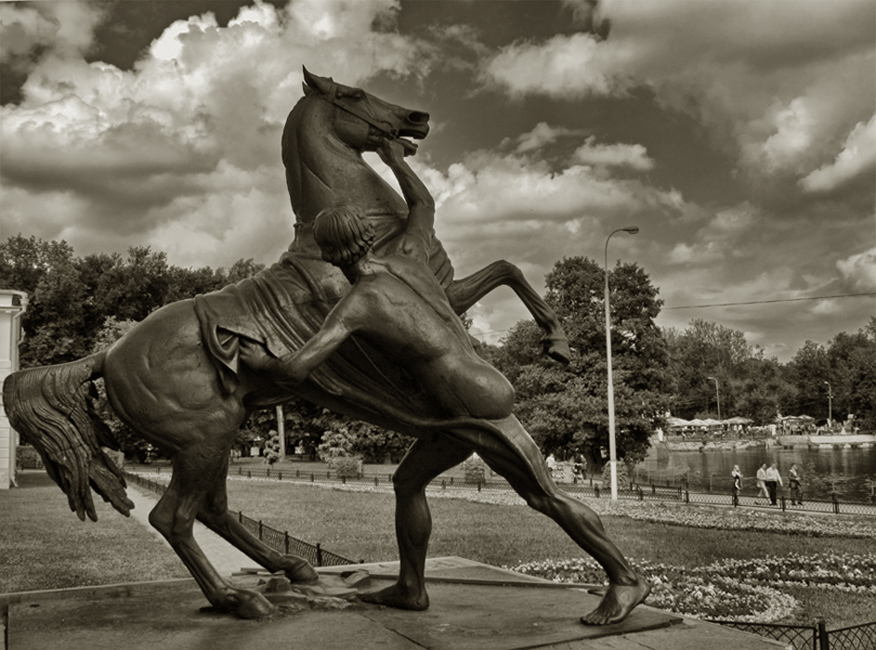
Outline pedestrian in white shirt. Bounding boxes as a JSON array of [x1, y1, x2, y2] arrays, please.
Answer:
[[765, 462, 783, 506]]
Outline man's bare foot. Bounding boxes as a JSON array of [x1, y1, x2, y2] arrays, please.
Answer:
[[580, 577, 650, 626], [360, 582, 429, 610]]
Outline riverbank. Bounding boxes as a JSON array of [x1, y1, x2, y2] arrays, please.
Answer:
[[661, 433, 876, 452]]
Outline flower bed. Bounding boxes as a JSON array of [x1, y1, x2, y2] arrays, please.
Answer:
[[701, 552, 876, 595], [508, 556, 797, 622], [509, 552, 876, 622]]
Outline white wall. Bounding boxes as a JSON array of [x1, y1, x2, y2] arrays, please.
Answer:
[[0, 291, 27, 489]]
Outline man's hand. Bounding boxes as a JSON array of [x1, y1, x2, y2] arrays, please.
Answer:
[[238, 337, 275, 373], [377, 137, 416, 167]]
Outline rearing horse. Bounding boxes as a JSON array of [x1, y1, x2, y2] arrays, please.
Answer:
[[4, 70, 646, 625]]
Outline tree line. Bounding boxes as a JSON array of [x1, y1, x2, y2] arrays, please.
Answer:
[[2, 235, 874, 468]]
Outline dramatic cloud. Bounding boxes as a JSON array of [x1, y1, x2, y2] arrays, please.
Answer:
[[0, 0, 429, 267], [800, 114, 876, 193], [572, 136, 653, 171], [837, 247, 876, 292], [479, 0, 875, 182]]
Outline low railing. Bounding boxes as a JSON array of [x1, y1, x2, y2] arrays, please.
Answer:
[[217, 465, 876, 517], [709, 618, 876, 650], [123, 471, 358, 567]]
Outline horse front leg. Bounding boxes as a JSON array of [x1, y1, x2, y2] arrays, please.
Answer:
[[445, 260, 571, 364]]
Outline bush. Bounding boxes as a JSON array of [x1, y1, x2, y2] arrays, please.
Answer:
[[333, 456, 363, 479], [16, 446, 43, 469], [463, 455, 487, 484], [601, 462, 631, 489]]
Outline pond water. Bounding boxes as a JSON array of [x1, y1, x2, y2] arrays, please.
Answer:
[[634, 445, 876, 501]]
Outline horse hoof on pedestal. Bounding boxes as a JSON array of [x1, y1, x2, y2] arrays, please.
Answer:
[[231, 589, 278, 619]]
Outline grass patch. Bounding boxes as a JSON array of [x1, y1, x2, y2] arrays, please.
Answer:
[[0, 473, 188, 593], [3, 472, 873, 629]]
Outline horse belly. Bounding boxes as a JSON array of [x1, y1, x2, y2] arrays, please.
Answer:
[[103, 300, 246, 452]]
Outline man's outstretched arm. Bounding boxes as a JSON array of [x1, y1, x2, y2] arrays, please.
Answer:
[[240, 307, 355, 384]]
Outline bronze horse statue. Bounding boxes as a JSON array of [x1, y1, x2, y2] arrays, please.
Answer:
[[4, 69, 648, 624]]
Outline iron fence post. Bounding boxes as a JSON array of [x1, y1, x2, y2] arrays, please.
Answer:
[[258, 520, 263, 540], [316, 543, 323, 567], [818, 618, 829, 650]]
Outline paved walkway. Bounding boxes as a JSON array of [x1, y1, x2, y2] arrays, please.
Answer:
[[126, 484, 253, 578]]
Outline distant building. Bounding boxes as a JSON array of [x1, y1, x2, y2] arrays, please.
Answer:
[[0, 290, 28, 489]]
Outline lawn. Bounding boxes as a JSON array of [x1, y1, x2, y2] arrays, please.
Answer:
[[3, 471, 873, 629], [0, 472, 188, 593], [221, 480, 876, 628]]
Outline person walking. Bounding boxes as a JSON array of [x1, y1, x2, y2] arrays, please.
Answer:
[[765, 462, 782, 506], [789, 463, 802, 505], [756, 463, 769, 504], [731, 465, 742, 506]]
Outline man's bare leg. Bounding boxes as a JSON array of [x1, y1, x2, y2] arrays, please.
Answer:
[[449, 416, 650, 625], [360, 436, 471, 610]]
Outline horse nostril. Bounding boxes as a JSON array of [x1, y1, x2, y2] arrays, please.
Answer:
[[408, 111, 429, 125]]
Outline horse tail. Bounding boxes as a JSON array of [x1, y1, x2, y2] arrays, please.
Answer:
[[2, 351, 134, 522]]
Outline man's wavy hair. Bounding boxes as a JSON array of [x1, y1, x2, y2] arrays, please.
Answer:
[[312, 204, 376, 267]]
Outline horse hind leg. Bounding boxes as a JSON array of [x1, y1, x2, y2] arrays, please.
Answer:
[[445, 260, 571, 364], [147, 440, 276, 619]]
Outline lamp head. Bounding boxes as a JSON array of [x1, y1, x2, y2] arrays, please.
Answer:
[[623, 226, 639, 234]]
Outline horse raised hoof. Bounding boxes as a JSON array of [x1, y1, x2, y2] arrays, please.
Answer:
[[542, 334, 572, 365]]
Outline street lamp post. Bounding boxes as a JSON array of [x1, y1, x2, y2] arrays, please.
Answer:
[[824, 381, 833, 424], [707, 376, 721, 421], [604, 226, 639, 501]]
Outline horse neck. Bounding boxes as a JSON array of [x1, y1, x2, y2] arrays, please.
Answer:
[[285, 99, 407, 226]]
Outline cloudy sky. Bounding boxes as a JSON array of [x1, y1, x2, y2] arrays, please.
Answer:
[[2, 0, 874, 362]]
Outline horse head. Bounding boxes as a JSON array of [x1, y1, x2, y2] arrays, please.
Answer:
[[282, 68, 431, 242], [301, 67, 430, 154]]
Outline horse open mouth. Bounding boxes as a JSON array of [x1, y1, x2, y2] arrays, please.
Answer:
[[396, 123, 429, 154]]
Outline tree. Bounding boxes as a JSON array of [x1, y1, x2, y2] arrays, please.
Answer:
[[664, 319, 765, 421], [787, 340, 832, 419], [827, 321, 876, 430], [494, 257, 670, 471]]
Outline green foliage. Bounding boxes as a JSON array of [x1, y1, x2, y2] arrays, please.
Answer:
[[462, 455, 487, 484], [333, 456, 364, 478], [600, 462, 631, 489], [0, 234, 265, 369], [317, 427, 358, 463], [263, 431, 282, 465], [495, 256, 669, 470]]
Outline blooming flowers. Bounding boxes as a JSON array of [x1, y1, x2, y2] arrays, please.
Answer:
[[507, 556, 799, 622], [508, 552, 876, 622]]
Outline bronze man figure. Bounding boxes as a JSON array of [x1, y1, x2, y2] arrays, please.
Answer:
[[241, 137, 650, 625]]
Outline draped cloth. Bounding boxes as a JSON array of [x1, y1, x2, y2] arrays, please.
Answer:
[[192, 248, 453, 437], [191, 237, 541, 479]]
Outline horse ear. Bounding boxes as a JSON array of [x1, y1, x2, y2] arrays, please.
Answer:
[[303, 67, 333, 95]]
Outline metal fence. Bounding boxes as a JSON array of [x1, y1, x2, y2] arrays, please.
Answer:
[[123, 471, 357, 567], [222, 465, 876, 517], [709, 619, 876, 650]]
